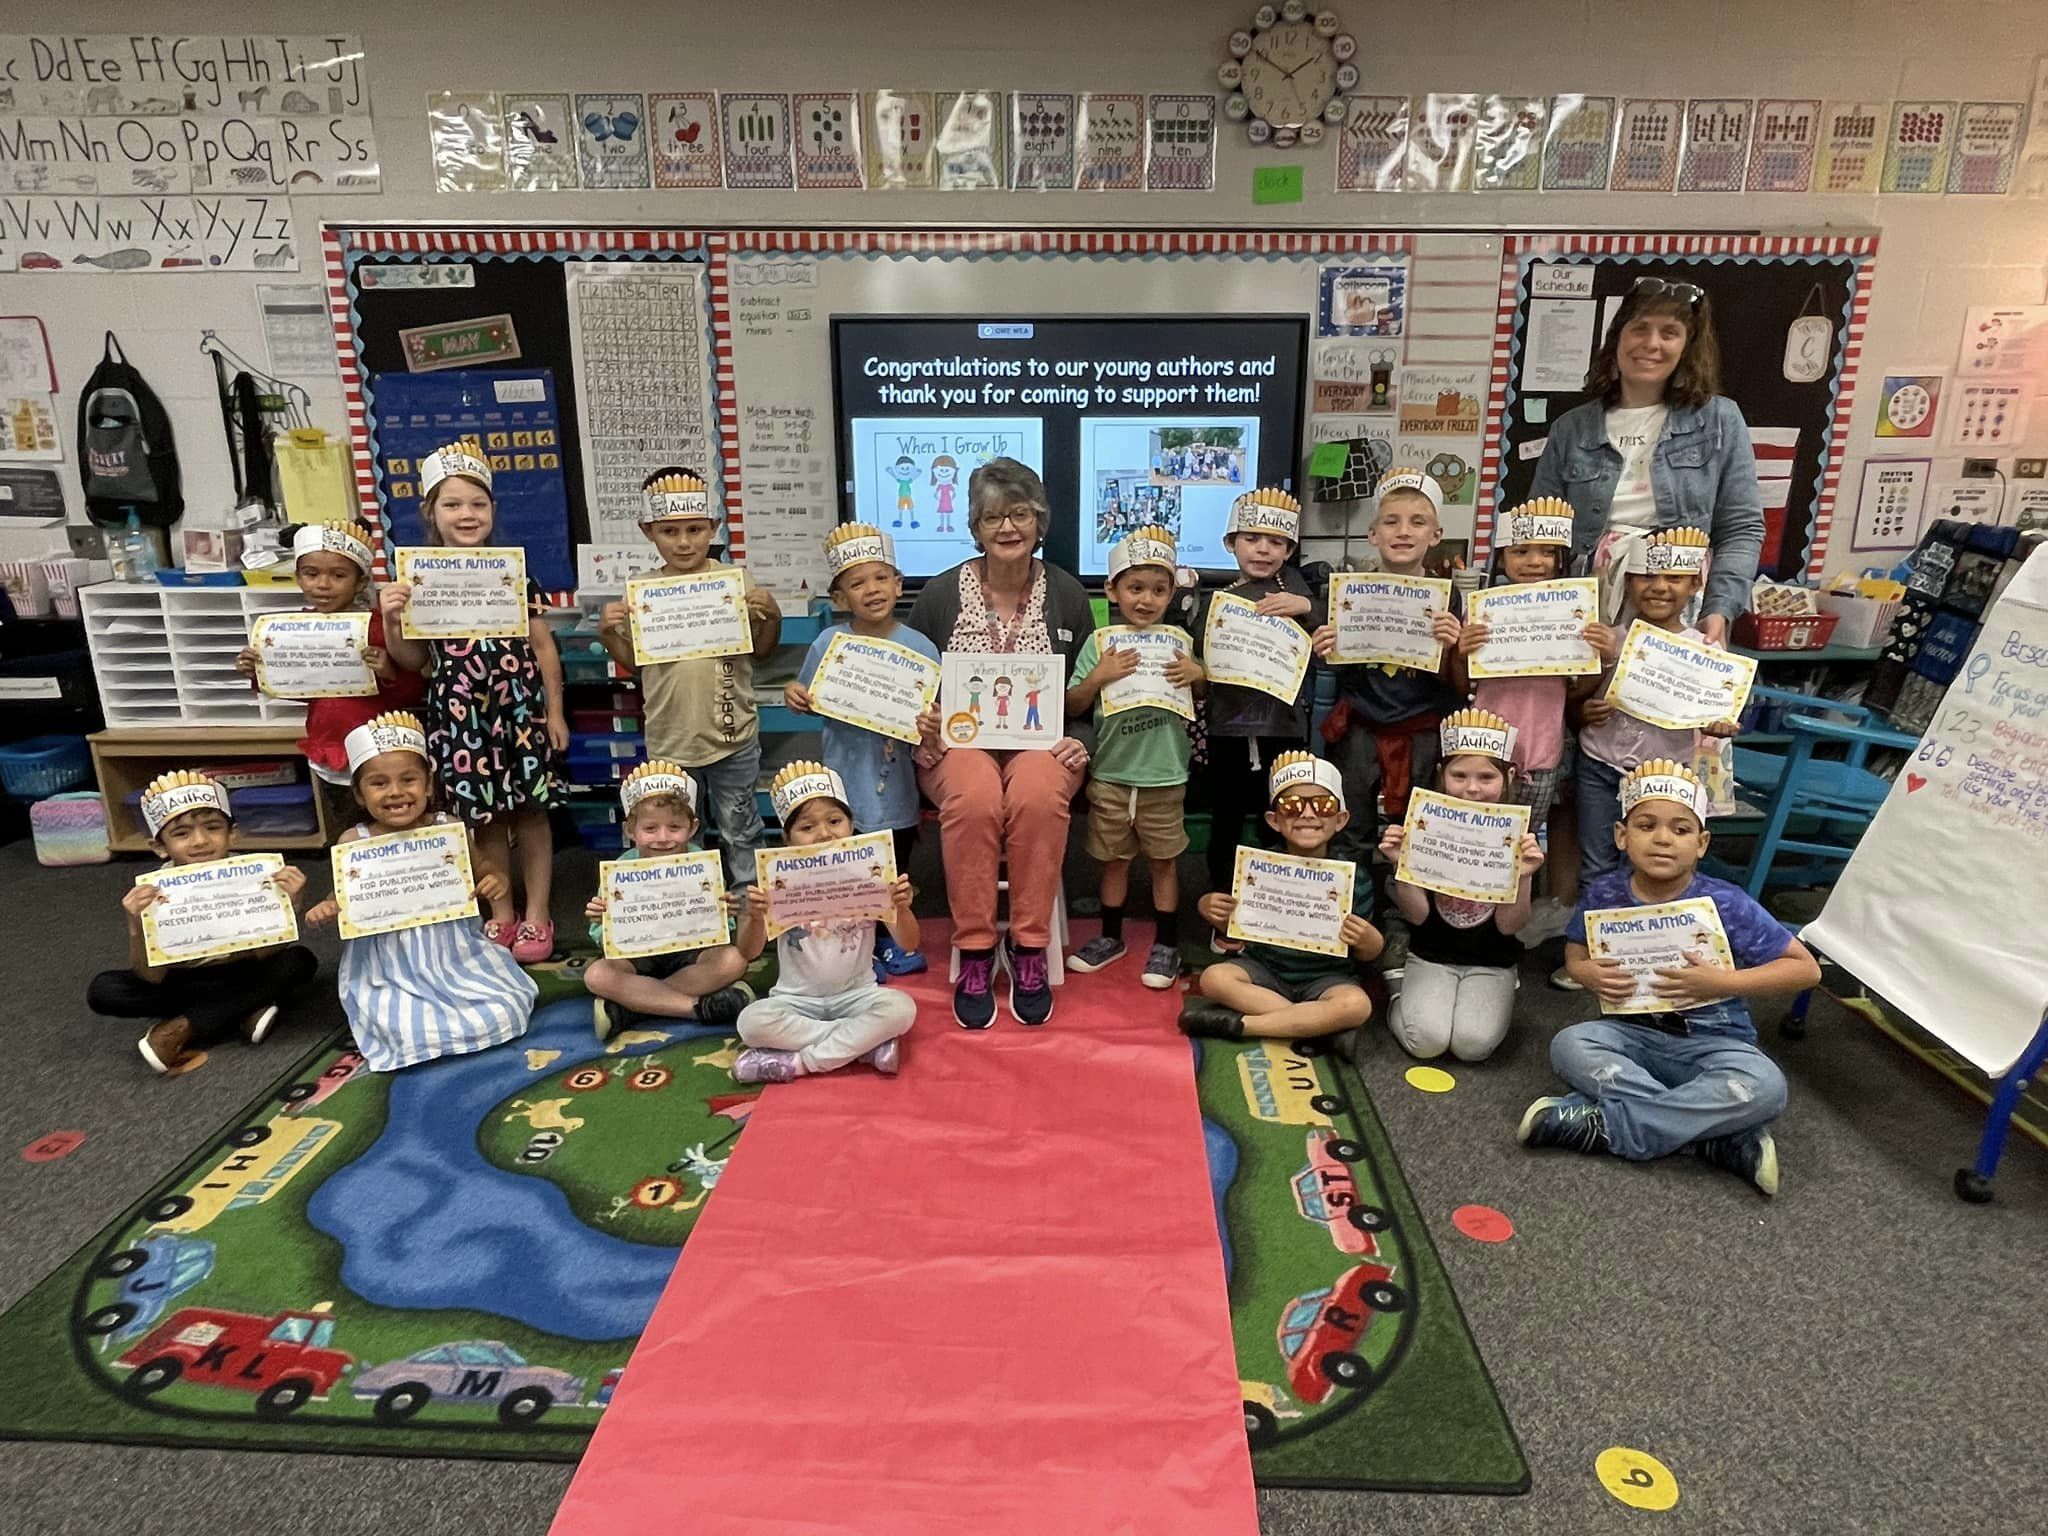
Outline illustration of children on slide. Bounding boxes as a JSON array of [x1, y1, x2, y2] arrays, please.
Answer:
[[891, 454, 920, 531], [992, 676, 1013, 725], [931, 454, 960, 533]]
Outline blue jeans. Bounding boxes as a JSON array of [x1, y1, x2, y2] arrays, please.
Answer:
[[1550, 1018, 1787, 1161], [690, 739, 764, 886], [1575, 755, 1626, 885]]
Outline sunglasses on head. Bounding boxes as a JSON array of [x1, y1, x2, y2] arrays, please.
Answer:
[[1631, 276, 1705, 309], [1274, 792, 1342, 818]]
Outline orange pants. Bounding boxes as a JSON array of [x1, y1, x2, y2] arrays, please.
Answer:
[[920, 747, 1082, 950]]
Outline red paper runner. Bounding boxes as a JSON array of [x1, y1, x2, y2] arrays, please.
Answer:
[[550, 939, 1258, 1535]]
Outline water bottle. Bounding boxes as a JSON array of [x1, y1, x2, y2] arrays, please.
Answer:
[[110, 511, 158, 583]]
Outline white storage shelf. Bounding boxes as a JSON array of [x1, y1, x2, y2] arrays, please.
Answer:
[[81, 583, 311, 729]]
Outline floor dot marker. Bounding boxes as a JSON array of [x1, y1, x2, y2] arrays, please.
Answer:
[[21, 1130, 85, 1163], [1405, 1065, 1456, 1093], [1452, 1204, 1514, 1242], [1596, 1446, 1679, 1510]]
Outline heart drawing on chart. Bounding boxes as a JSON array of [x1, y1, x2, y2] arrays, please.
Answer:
[[1906, 773, 1927, 793]]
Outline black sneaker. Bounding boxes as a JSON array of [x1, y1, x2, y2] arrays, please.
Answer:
[[1006, 943, 1054, 1027], [1178, 999, 1246, 1040], [1066, 935, 1126, 974], [597, 998, 636, 1041], [1694, 1128, 1781, 1196], [1516, 1095, 1610, 1155], [694, 982, 755, 1029], [954, 950, 997, 1030]]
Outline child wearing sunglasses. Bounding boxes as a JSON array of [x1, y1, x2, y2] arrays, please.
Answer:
[[1183, 752, 1384, 1043]]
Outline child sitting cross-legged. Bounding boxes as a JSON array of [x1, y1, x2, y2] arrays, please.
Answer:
[[726, 762, 918, 1085], [1520, 759, 1821, 1196], [1183, 752, 1385, 1043], [88, 771, 318, 1074], [582, 759, 754, 1041]]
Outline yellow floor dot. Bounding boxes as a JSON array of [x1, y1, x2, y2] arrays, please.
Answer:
[[1404, 1065, 1456, 1093], [1596, 1447, 1679, 1510]]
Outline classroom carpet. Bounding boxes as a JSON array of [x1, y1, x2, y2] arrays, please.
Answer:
[[0, 936, 1522, 1499]]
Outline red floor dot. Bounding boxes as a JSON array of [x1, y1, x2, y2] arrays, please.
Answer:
[[21, 1130, 85, 1163], [1452, 1203, 1514, 1242]]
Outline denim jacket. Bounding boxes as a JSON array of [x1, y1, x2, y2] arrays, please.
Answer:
[[1529, 395, 1764, 623]]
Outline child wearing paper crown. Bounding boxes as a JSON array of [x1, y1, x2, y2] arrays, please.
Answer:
[[235, 521, 424, 790], [378, 440, 568, 964], [1522, 760, 1818, 1196], [1184, 752, 1385, 1043], [1566, 526, 1738, 891], [598, 467, 782, 889], [1066, 525, 1206, 989], [783, 523, 940, 978], [1312, 467, 1465, 857], [86, 771, 317, 1075], [1375, 710, 1546, 1062], [1452, 499, 1613, 839], [725, 763, 918, 1085], [581, 761, 754, 1041], [1193, 487, 1324, 946], [303, 712, 536, 1072]]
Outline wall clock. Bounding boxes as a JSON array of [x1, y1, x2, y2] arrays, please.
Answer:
[[1221, 3, 1357, 148]]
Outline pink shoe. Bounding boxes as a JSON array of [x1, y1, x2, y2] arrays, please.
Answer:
[[733, 1047, 802, 1084], [483, 919, 516, 949], [512, 921, 555, 963], [862, 1039, 901, 1076]]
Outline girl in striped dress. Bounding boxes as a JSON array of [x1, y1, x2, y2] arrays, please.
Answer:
[[305, 711, 535, 1071]]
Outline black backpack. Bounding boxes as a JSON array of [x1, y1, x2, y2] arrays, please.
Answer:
[[78, 331, 183, 529]]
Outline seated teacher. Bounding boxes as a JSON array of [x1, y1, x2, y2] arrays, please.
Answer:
[[909, 457, 1095, 1033], [1529, 278, 1763, 645]]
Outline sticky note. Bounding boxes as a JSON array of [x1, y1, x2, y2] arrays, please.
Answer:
[[1526, 398, 1549, 425], [1252, 164, 1305, 204], [1308, 440, 1350, 477]]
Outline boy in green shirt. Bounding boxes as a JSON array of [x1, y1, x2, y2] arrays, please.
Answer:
[[1065, 525, 1205, 988]]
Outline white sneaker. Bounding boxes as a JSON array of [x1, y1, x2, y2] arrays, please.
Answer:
[[1518, 897, 1574, 948], [1548, 964, 1584, 992]]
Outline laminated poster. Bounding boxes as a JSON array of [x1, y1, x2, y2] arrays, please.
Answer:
[[1584, 897, 1735, 1017], [755, 831, 897, 940], [1473, 95, 1546, 191], [1396, 789, 1530, 905], [138, 854, 298, 968], [396, 547, 528, 641], [574, 92, 650, 189], [1605, 621, 1757, 730], [503, 92, 580, 191], [333, 823, 479, 941], [1815, 100, 1885, 193], [250, 611, 376, 699], [1336, 95, 1410, 193], [1226, 846, 1354, 959], [1881, 101, 1955, 194], [1678, 98, 1752, 192], [865, 90, 936, 189], [794, 92, 865, 190], [1075, 93, 1146, 191], [936, 91, 1005, 191], [650, 92, 723, 189], [809, 631, 942, 745], [1610, 98, 1683, 191], [1541, 94, 1615, 191], [600, 851, 729, 960], [427, 91, 504, 193], [1011, 91, 1077, 190], [626, 568, 752, 666], [1746, 99, 1821, 192], [721, 93, 794, 190]]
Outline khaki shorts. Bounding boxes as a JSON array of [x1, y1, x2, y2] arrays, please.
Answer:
[[1085, 778, 1189, 863]]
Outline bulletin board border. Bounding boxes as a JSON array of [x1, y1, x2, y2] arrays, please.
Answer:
[[1477, 231, 1878, 578]]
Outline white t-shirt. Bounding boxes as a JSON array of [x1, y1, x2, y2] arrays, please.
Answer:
[[1604, 404, 1668, 531]]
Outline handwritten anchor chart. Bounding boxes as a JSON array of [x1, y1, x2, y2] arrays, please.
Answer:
[[720, 92, 794, 189], [1011, 92, 1076, 189], [794, 92, 864, 189]]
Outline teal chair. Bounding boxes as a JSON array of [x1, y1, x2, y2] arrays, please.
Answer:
[[1729, 685, 1921, 898]]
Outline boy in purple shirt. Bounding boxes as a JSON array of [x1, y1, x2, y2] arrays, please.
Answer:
[[1519, 758, 1820, 1195]]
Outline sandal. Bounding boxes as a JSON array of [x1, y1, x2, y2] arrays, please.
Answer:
[[512, 921, 556, 963], [484, 919, 516, 949]]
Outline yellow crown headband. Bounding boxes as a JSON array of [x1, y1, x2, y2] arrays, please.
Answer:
[[1268, 750, 1346, 810], [1626, 527, 1711, 576], [769, 760, 849, 826], [1108, 524, 1178, 581], [1620, 757, 1708, 818], [1440, 707, 1520, 764], [1496, 496, 1574, 550], [621, 759, 698, 818], [140, 769, 232, 838], [1377, 466, 1445, 514], [344, 711, 430, 775], [419, 438, 492, 500], [825, 522, 897, 581], [291, 521, 375, 573], [1226, 487, 1301, 543], [641, 469, 713, 525]]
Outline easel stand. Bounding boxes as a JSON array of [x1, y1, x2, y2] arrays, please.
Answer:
[[1956, 1012, 2048, 1204]]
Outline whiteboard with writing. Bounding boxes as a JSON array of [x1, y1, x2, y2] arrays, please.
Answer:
[[1804, 547, 2048, 1074]]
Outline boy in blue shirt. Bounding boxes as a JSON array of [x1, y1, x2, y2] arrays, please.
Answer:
[[785, 523, 941, 977], [1520, 758, 1821, 1195]]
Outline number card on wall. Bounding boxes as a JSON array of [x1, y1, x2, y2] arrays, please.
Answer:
[[793, 92, 864, 189], [936, 91, 1005, 190], [573, 92, 650, 190], [1816, 100, 1884, 193], [1075, 93, 1145, 191], [1746, 99, 1820, 191], [649, 92, 723, 189], [1336, 95, 1410, 192], [1948, 102, 2024, 194], [1146, 94, 1217, 191], [1406, 93, 1479, 192], [1678, 98, 1752, 191], [1853, 458, 1931, 551], [1011, 92, 1076, 190], [1611, 98, 1683, 191], [504, 92, 580, 191], [1473, 95, 1546, 191], [865, 90, 936, 188], [1882, 100, 1955, 193], [1542, 94, 1615, 191], [720, 92, 793, 189]]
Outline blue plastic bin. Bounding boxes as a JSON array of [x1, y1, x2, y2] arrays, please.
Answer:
[[0, 735, 91, 800]]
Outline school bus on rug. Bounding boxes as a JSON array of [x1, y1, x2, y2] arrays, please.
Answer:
[[142, 1117, 342, 1235]]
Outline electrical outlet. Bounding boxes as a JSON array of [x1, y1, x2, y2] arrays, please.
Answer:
[[2016, 458, 2048, 479], [1961, 458, 1999, 478]]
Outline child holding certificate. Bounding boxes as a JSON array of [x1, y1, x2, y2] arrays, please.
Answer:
[[582, 760, 754, 1039], [783, 523, 939, 977], [87, 772, 317, 1075], [598, 468, 781, 888], [1312, 469, 1464, 855], [234, 521, 424, 794], [1521, 760, 1819, 1196], [304, 713, 536, 1072], [378, 441, 567, 963], [1375, 711, 1546, 1063], [726, 763, 917, 1085], [1183, 753, 1384, 1043], [1066, 525, 1204, 988], [1192, 487, 1323, 948]]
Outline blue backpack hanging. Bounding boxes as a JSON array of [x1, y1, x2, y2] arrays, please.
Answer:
[[78, 331, 183, 529]]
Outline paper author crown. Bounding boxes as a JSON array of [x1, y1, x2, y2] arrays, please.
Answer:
[[769, 759, 849, 826], [1376, 466, 1446, 514], [1268, 749, 1346, 809], [1440, 707, 1520, 765], [824, 522, 896, 582], [641, 468, 713, 524], [1620, 757, 1708, 819], [620, 758, 698, 818], [1108, 524, 1178, 581], [344, 710, 430, 774], [292, 521, 375, 573], [140, 769, 232, 838], [420, 438, 492, 500], [1226, 487, 1301, 543], [1497, 497, 1574, 550], [1627, 526, 1712, 575]]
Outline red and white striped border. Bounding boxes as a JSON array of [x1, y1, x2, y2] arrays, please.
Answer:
[[705, 233, 744, 562], [1811, 247, 1876, 579], [1474, 241, 1523, 563], [726, 229, 1415, 256]]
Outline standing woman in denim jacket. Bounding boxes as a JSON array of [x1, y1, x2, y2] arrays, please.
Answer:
[[1529, 278, 1763, 646]]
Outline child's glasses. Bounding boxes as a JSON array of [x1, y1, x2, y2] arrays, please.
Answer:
[[1631, 276, 1705, 308], [1274, 793, 1342, 818]]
